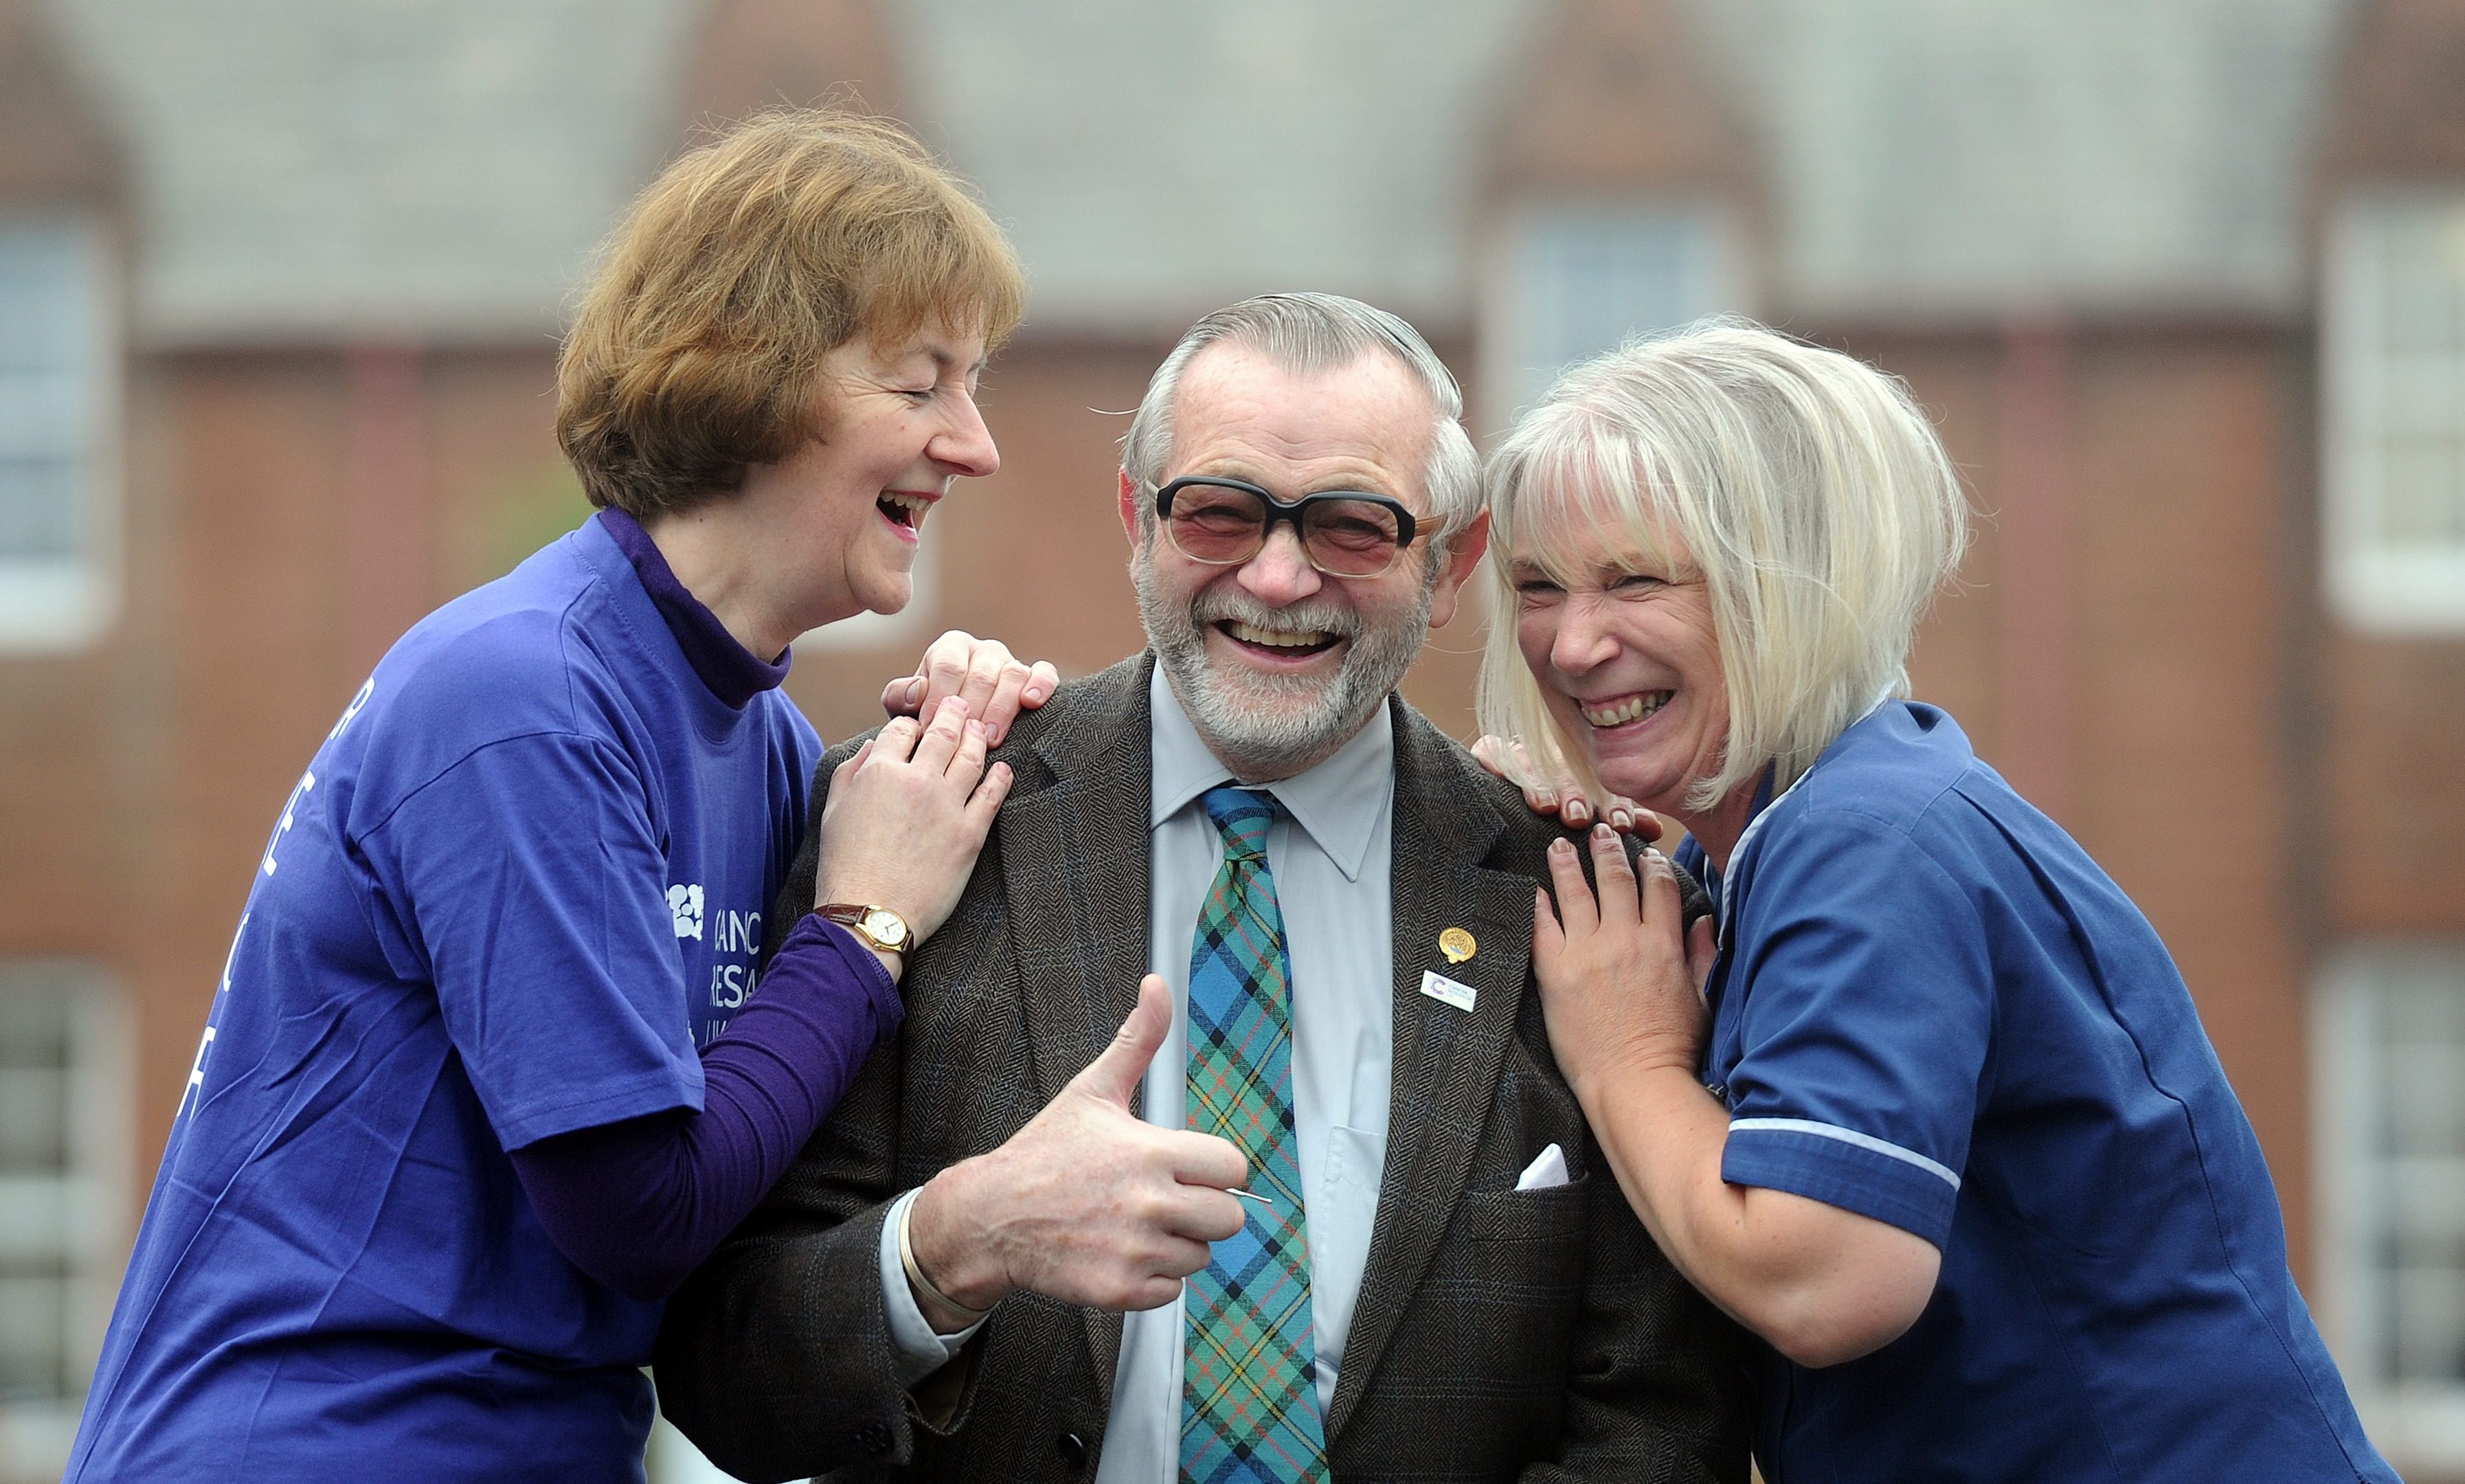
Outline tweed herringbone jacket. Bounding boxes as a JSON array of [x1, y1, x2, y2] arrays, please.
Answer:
[[654, 655, 1749, 1484]]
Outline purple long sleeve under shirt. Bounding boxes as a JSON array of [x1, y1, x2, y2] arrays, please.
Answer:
[[508, 913, 901, 1301], [506, 509, 894, 1299]]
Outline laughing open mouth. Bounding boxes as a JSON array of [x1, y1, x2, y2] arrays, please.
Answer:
[[1217, 619, 1340, 658], [1582, 692, 1672, 728], [877, 491, 933, 531]]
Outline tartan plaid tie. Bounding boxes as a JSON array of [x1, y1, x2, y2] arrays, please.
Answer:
[[1181, 787, 1331, 1484]]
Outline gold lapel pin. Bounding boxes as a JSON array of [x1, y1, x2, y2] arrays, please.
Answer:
[[1439, 927, 1476, 965]]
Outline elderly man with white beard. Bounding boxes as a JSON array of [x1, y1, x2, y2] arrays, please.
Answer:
[[653, 293, 1749, 1484]]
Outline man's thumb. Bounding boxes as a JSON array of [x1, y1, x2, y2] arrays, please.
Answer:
[[1078, 973, 1171, 1108]]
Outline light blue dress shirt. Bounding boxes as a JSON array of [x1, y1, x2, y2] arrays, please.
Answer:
[[880, 666, 1397, 1484]]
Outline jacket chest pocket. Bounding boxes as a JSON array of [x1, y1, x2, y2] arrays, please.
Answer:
[[1452, 1175, 1590, 1244], [1386, 1177, 1589, 1431], [1432, 1177, 1592, 1323]]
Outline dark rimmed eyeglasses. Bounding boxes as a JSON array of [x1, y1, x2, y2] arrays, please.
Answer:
[[1151, 475, 1423, 578]]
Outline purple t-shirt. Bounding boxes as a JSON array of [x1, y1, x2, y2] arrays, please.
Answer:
[[69, 514, 820, 1481]]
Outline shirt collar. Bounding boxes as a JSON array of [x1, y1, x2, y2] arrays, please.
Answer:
[[594, 508, 792, 708], [1147, 662, 1393, 883], [1717, 690, 1904, 938]]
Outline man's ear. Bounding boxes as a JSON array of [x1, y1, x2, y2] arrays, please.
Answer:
[[1118, 469, 1143, 548], [1426, 509, 1491, 630]]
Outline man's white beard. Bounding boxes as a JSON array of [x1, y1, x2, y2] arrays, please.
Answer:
[[1135, 552, 1432, 781]]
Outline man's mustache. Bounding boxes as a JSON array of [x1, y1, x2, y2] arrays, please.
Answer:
[[1185, 591, 1361, 640]]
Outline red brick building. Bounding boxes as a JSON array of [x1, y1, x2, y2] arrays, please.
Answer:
[[1, 0, 2460, 1477]]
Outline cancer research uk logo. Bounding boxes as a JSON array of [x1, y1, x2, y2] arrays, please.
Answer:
[[668, 884, 705, 941], [675, 884, 765, 1042]]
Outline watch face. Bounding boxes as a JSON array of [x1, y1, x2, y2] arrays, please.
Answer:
[[861, 908, 910, 948]]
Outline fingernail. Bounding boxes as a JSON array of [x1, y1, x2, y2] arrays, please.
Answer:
[[967, 719, 986, 737], [1549, 837, 1575, 854], [1593, 822, 1616, 840], [1566, 800, 1592, 824], [1610, 809, 1633, 831]]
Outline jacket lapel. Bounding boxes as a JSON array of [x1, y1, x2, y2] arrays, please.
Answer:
[[1325, 699, 1535, 1441], [996, 654, 1156, 1404]]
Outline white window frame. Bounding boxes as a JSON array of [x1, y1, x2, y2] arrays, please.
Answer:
[[2313, 941, 2465, 1475], [0, 213, 120, 653], [2321, 190, 2465, 633], [0, 963, 130, 1483], [1479, 197, 1748, 434]]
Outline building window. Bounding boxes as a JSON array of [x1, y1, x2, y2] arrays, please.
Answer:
[[2315, 943, 2465, 1473], [2323, 192, 2465, 632], [1483, 201, 1744, 427], [0, 215, 117, 653], [0, 964, 128, 1483]]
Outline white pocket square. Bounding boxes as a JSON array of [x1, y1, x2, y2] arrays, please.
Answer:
[[1514, 1142, 1570, 1191]]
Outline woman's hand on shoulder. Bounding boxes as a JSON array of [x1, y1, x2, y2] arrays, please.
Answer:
[[813, 696, 1013, 958], [1470, 734, 1656, 836], [881, 630, 1058, 746], [1531, 823, 1717, 1099]]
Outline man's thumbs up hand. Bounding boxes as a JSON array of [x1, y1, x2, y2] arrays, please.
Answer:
[[1073, 973, 1177, 1110], [903, 976, 1250, 1327]]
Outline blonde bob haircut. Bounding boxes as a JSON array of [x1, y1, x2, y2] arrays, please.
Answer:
[[1478, 318, 1970, 813], [556, 109, 1026, 519]]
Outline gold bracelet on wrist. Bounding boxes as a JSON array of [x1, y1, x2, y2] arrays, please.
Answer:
[[897, 1195, 991, 1324]]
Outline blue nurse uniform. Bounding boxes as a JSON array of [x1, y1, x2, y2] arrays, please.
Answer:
[[1677, 701, 2394, 1483]]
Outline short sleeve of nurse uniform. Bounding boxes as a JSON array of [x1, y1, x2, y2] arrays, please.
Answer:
[[1715, 807, 1991, 1249], [358, 728, 705, 1151]]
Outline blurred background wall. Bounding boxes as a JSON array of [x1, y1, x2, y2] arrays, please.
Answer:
[[1, 0, 2462, 1479]]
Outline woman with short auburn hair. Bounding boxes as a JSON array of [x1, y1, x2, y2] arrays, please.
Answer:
[[1482, 319, 2396, 1481], [70, 110, 1048, 1481], [557, 109, 1026, 521]]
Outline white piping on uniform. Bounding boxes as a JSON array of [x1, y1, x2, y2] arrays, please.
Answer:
[[1729, 1116, 1962, 1190]]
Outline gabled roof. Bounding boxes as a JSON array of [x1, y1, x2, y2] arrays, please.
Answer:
[[43, 0, 700, 344], [892, 0, 1547, 337], [33, 0, 2361, 343], [1692, 0, 2350, 322]]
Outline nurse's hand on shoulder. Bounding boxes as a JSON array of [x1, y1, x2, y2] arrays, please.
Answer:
[[1534, 824, 1940, 1369], [1470, 733, 1656, 836], [881, 630, 1058, 746], [1531, 824, 1715, 1098], [812, 696, 1012, 974]]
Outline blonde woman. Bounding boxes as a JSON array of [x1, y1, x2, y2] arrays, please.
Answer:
[[1482, 321, 2394, 1482]]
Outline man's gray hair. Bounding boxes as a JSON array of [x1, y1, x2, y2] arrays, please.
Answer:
[[1120, 292, 1482, 540]]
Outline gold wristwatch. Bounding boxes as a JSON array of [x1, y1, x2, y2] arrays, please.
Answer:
[[813, 903, 914, 957]]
